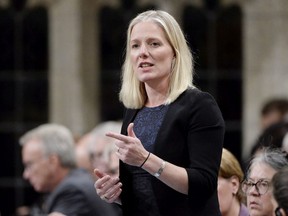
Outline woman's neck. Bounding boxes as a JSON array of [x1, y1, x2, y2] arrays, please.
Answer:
[[144, 84, 168, 107], [222, 199, 241, 216], [145, 98, 166, 107]]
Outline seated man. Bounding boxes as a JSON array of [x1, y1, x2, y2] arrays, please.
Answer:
[[19, 123, 118, 216]]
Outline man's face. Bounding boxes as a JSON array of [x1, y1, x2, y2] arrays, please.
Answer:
[[91, 137, 108, 172], [22, 139, 53, 192]]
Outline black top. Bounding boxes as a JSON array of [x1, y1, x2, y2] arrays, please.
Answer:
[[119, 88, 225, 216]]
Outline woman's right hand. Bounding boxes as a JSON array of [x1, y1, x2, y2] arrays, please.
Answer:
[[94, 169, 122, 204]]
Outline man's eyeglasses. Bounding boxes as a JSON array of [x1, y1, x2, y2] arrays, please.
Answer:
[[275, 207, 283, 216], [241, 179, 270, 195]]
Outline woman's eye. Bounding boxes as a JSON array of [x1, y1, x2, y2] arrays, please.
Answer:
[[131, 44, 139, 49], [150, 42, 160, 47], [260, 182, 268, 187]]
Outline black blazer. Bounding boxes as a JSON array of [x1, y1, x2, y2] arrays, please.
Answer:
[[120, 88, 225, 216]]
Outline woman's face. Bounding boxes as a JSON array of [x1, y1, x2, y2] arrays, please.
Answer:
[[129, 21, 174, 88], [247, 162, 276, 216], [217, 176, 240, 215]]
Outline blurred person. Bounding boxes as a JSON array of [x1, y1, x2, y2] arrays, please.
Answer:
[[271, 166, 288, 216], [248, 98, 288, 165], [76, 121, 122, 178], [89, 121, 122, 178], [241, 147, 288, 216], [101, 137, 120, 178], [20, 123, 118, 216], [260, 98, 288, 130], [75, 132, 93, 172], [218, 148, 249, 216], [76, 121, 123, 216], [251, 121, 288, 157], [94, 10, 225, 216]]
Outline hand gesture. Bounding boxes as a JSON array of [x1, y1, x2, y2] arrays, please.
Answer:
[[106, 123, 149, 167], [94, 169, 122, 204]]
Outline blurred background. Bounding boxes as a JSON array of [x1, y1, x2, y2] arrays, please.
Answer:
[[0, 0, 288, 215]]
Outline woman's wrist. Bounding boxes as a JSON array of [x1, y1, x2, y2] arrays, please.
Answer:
[[153, 160, 166, 178], [139, 152, 150, 168]]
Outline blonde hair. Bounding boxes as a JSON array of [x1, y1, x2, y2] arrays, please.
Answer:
[[120, 10, 194, 109], [219, 148, 245, 203]]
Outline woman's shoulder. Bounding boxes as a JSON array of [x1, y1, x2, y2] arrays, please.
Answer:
[[178, 87, 216, 104], [174, 87, 224, 124]]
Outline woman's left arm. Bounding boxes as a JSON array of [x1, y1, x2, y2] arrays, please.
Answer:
[[141, 153, 189, 194]]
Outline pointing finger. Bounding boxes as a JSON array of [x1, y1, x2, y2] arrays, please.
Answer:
[[106, 131, 131, 143]]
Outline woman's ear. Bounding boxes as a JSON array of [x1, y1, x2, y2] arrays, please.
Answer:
[[230, 175, 240, 195]]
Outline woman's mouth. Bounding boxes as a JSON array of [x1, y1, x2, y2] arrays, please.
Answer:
[[139, 62, 154, 68]]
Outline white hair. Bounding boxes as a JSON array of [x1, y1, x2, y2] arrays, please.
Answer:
[[19, 123, 76, 168], [87, 121, 122, 153]]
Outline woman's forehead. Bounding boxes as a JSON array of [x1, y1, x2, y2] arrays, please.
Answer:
[[250, 162, 276, 179], [130, 21, 164, 39]]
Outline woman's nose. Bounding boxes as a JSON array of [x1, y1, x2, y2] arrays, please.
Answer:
[[139, 44, 148, 57], [248, 185, 260, 196]]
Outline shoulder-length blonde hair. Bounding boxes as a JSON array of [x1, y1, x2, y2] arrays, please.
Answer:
[[120, 10, 195, 109]]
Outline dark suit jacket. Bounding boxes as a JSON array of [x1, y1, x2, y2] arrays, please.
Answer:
[[119, 88, 225, 216], [45, 168, 119, 216]]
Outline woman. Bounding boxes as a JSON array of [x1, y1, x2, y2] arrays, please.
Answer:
[[94, 10, 225, 216], [241, 148, 288, 216], [217, 148, 249, 216], [272, 166, 288, 216]]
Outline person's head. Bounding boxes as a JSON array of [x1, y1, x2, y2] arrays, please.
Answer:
[[120, 10, 194, 109], [89, 121, 121, 176], [251, 121, 288, 157], [242, 148, 288, 216], [19, 123, 76, 192], [218, 148, 245, 215], [272, 166, 288, 216], [101, 139, 120, 177], [261, 98, 288, 130], [76, 121, 122, 177]]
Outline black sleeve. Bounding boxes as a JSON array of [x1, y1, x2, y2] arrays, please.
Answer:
[[186, 91, 225, 202]]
